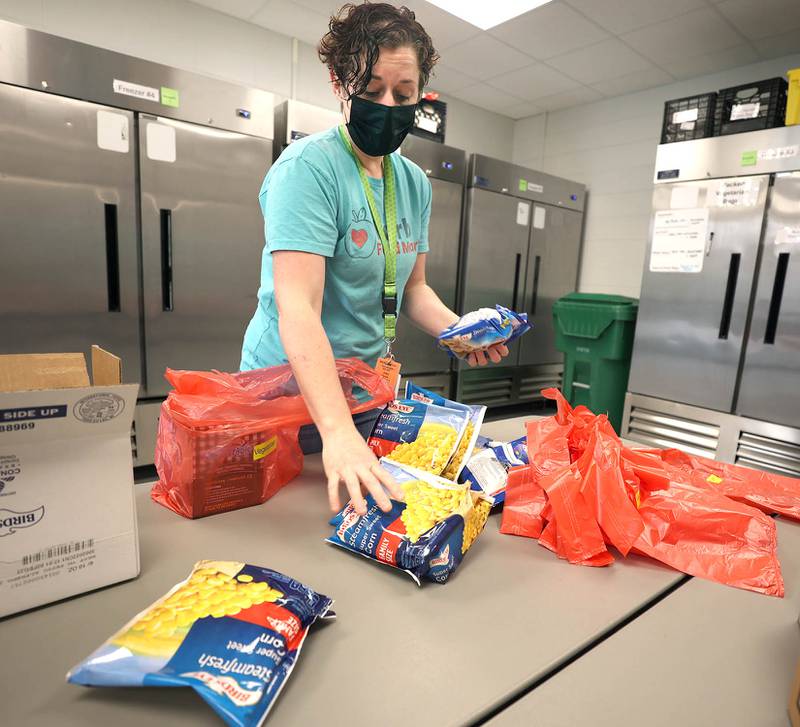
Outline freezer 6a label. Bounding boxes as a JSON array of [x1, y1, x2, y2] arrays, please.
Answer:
[[73, 393, 125, 423]]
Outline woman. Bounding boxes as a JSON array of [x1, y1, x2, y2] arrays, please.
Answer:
[[241, 2, 508, 516]]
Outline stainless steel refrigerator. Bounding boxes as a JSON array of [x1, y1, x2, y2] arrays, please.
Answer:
[[0, 20, 274, 465], [393, 135, 467, 397], [624, 126, 800, 476], [456, 155, 586, 407]]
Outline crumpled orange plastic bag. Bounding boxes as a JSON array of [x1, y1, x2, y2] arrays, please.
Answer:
[[500, 388, 790, 597], [152, 358, 394, 519]]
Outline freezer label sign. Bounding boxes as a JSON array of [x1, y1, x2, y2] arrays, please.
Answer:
[[113, 79, 159, 103], [711, 178, 760, 208], [650, 209, 709, 274], [776, 226, 800, 245], [0, 506, 44, 537]]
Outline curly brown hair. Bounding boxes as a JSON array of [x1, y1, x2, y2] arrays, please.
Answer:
[[318, 2, 439, 99]]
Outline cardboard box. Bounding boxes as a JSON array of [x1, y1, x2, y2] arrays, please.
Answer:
[[0, 346, 140, 618]]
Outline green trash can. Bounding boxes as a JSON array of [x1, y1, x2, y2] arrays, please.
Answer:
[[552, 293, 638, 433]]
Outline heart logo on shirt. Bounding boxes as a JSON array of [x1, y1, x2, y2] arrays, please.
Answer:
[[351, 228, 368, 248]]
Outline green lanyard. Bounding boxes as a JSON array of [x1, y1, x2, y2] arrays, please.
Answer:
[[338, 125, 397, 349]]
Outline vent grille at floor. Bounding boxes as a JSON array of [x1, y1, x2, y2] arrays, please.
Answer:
[[519, 371, 562, 400], [461, 376, 514, 406], [736, 431, 800, 478], [625, 406, 720, 457]]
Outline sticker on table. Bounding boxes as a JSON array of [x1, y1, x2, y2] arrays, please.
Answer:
[[710, 178, 760, 208], [533, 206, 546, 229], [96, 110, 129, 153], [669, 185, 699, 209], [112, 79, 159, 103], [776, 226, 800, 245], [516, 201, 530, 226], [146, 122, 176, 163], [649, 208, 709, 273]]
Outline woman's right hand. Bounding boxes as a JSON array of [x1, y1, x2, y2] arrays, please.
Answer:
[[322, 426, 403, 516]]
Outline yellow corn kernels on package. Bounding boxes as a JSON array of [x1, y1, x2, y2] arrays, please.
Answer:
[[402, 381, 487, 483], [68, 561, 334, 726], [367, 399, 468, 476], [327, 460, 492, 585]]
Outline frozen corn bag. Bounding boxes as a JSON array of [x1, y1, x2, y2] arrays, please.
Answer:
[[438, 305, 531, 359], [460, 436, 529, 505], [367, 399, 468, 476], [326, 460, 491, 585], [67, 561, 334, 727], [403, 380, 486, 481]]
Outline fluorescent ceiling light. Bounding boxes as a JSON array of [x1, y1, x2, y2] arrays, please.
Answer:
[[424, 0, 554, 30]]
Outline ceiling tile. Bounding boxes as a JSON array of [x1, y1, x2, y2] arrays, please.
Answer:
[[753, 30, 800, 59], [661, 43, 760, 80], [622, 7, 747, 66], [187, 0, 267, 20], [289, 0, 342, 18], [489, 1, 610, 60], [534, 85, 604, 111], [564, 0, 707, 35], [590, 66, 674, 96], [487, 62, 581, 101], [428, 63, 479, 94], [503, 101, 546, 119], [400, 0, 481, 50], [440, 34, 533, 81], [716, 0, 800, 41], [250, 0, 329, 46], [547, 38, 654, 85], [449, 83, 525, 111]]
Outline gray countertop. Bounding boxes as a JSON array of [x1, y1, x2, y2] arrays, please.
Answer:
[[0, 415, 687, 727], [489, 517, 800, 727]]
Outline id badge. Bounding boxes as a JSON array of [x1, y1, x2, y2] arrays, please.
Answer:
[[375, 356, 402, 397]]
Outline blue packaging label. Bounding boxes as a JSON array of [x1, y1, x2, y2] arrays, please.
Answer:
[[67, 562, 333, 727]]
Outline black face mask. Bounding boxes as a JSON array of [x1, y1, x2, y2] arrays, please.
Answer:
[[346, 95, 418, 157]]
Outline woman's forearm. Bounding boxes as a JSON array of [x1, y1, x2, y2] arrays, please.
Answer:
[[402, 281, 459, 337], [278, 303, 358, 438]]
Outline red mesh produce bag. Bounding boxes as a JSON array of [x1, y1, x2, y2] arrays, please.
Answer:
[[152, 359, 394, 518], [500, 388, 793, 597]]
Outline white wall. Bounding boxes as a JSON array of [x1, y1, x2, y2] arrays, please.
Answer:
[[512, 53, 800, 299], [440, 94, 515, 161], [0, 0, 511, 158]]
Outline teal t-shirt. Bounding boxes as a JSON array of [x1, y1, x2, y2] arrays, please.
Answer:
[[240, 126, 432, 371]]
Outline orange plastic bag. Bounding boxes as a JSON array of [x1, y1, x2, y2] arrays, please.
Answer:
[[500, 388, 788, 597], [650, 448, 800, 521], [152, 359, 394, 519]]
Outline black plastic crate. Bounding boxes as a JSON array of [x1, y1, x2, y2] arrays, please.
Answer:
[[661, 92, 717, 143], [714, 77, 788, 136], [410, 97, 446, 144]]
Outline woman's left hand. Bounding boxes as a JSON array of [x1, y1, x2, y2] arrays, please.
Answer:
[[466, 343, 510, 367]]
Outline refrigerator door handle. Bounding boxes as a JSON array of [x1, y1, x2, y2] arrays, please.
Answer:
[[718, 252, 741, 340], [160, 208, 174, 312], [530, 255, 541, 315], [764, 252, 790, 344], [705, 230, 715, 256], [511, 252, 522, 312], [103, 203, 121, 312]]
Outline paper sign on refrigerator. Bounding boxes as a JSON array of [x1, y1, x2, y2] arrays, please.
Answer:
[[649, 208, 709, 273]]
